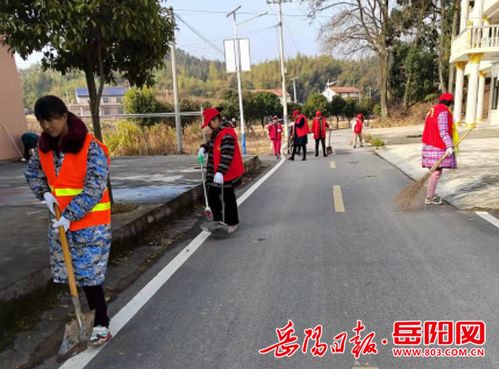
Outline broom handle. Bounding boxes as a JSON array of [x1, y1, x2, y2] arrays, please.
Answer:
[[55, 205, 79, 300], [2, 124, 25, 159], [427, 127, 474, 174]]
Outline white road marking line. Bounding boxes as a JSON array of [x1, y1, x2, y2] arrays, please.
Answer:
[[333, 185, 345, 213], [329, 161, 336, 169], [476, 211, 499, 229], [59, 156, 286, 369]]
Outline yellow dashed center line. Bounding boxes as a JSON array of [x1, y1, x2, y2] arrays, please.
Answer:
[[329, 161, 336, 169], [333, 185, 345, 212]]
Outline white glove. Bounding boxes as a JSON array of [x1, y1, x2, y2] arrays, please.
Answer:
[[52, 216, 70, 233], [445, 147, 454, 156], [213, 172, 224, 185], [43, 192, 58, 216]]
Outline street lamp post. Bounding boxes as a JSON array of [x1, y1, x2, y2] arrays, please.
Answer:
[[227, 7, 268, 155]]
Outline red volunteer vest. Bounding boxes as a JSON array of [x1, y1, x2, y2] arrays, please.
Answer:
[[213, 127, 245, 182], [295, 114, 309, 138], [354, 119, 363, 134], [38, 134, 111, 231], [422, 104, 454, 149], [312, 117, 328, 139], [268, 123, 282, 140]]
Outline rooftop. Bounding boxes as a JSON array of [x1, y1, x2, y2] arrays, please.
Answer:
[[75, 87, 128, 97], [328, 86, 362, 94]]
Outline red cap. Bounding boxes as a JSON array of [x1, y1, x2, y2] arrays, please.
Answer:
[[439, 93, 454, 102], [357, 113, 364, 120], [292, 110, 300, 118], [202, 107, 220, 128], [316, 110, 322, 117]]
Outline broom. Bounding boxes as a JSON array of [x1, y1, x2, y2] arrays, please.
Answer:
[[395, 127, 474, 211]]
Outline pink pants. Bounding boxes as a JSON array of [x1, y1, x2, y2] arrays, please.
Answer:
[[427, 169, 442, 198], [272, 139, 282, 156]]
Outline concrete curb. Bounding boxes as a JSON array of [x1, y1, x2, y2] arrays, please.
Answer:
[[0, 156, 262, 303]]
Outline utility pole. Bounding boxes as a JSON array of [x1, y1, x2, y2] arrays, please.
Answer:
[[291, 77, 298, 103], [227, 6, 247, 155], [267, 0, 290, 140], [168, 7, 182, 154]]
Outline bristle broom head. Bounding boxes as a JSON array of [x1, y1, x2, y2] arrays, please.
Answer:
[[395, 179, 428, 211]]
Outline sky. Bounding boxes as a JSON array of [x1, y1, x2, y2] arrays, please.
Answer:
[[14, 0, 332, 69]]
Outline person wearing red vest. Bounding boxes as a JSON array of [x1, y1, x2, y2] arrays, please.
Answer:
[[198, 107, 244, 233], [266, 115, 283, 159], [311, 110, 330, 157], [25, 96, 112, 346], [421, 93, 457, 205], [352, 114, 364, 148], [289, 109, 309, 161]]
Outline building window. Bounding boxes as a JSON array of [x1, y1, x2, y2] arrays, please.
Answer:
[[102, 97, 109, 103], [117, 108, 124, 114], [492, 78, 499, 110], [117, 97, 122, 103], [103, 107, 111, 115]]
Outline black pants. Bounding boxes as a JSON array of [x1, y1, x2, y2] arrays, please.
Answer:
[[291, 144, 306, 160], [208, 185, 239, 226], [82, 285, 109, 327], [315, 138, 326, 156]]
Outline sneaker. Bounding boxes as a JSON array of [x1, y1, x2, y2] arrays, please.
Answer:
[[353, 145, 357, 149], [288, 156, 295, 161], [425, 196, 443, 205], [201, 221, 226, 232], [89, 326, 112, 346], [227, 224, 239, 234]]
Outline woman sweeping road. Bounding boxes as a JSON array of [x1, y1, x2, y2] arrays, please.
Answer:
[[25, 96, 112, 346], [198, 107, 244, 234], [421, 93, 457, 205]]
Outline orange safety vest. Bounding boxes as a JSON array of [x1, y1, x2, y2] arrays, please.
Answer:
[[38, 134, 111, 231], [213, 127, 245, 182]]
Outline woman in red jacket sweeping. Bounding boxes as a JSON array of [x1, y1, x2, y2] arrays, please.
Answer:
[[267, 115, 283, 160], [421, 93, 457, 205], [311, 110, 329, 157], [198, 107, 244, 233]]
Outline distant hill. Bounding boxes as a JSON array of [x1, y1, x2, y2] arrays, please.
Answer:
[[19, 49, 379, 109]]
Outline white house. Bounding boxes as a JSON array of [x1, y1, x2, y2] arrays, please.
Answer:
[[450, 0, 499, 126], [69, 87, 128, 116], [322, 82, 362, 102]]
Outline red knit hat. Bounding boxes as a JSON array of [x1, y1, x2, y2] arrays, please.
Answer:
[[202, 107, 220, 128], [439, 92, 454, 102], [292, 110, 300, 118], [316, 110, 322, 117]]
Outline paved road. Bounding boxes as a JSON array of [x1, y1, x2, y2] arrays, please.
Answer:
[[61, 133, 498, 369]]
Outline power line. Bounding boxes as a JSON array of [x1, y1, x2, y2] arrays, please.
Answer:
[[174, 14, 225, 56]]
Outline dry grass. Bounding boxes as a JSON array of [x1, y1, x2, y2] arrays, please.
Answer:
[[370, 103, 432, 128]]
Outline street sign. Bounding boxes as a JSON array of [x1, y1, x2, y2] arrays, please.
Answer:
[[224, 38, 251, 73]]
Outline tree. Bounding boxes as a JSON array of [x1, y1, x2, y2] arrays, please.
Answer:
[[1, 0, 173, 141], [245, 92, 281, 127], [123, 87, 165, 126], [343, 99, 357, 127], [303, 93, 329, 118], [309, 0, 393, 118], [329, 95, 346, 129], [219, 89, 240, 120]]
